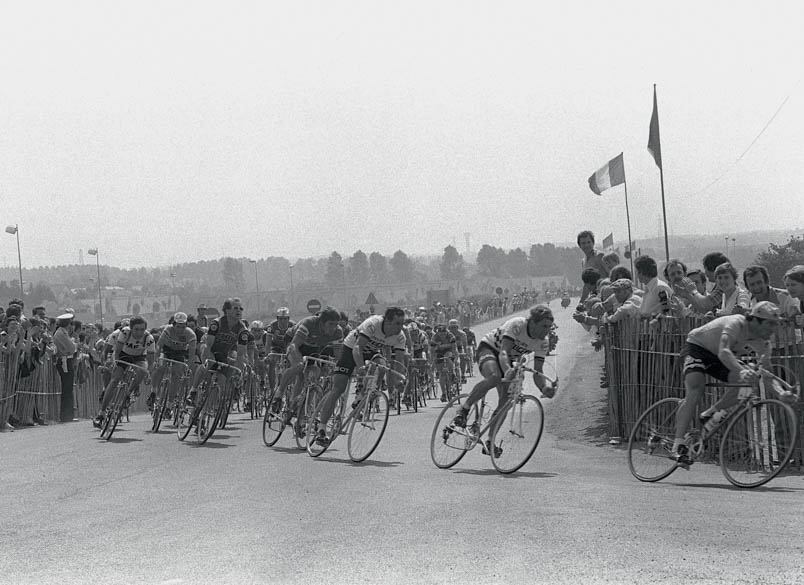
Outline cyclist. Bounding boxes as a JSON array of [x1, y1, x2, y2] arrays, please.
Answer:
[[313, 307, 407, 447], [276, 307, 344, 422], [429, 323, 458, 402], [266, 307, 295, 390], [339, 311, 352, 338], [462, 326, 477, 375], [447, 319, 469, 384], [250, 320, 268, 384], [671, 301, 782, 464], [187, 298, 249, 405], [93, 316, 156, 428], [451, 305, 557, 451], [147, 312, 197, 412]]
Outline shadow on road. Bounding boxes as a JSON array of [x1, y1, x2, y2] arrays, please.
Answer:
[[675, 482, 804, 493], [315, 456, 403, 468], [452, 468, 558, 479], [106, 437, 144, 444], [264, 446, 307, 455], [191, 441, 235, 449]]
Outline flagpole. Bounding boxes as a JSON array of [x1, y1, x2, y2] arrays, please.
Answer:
[[653, 84, 670, 262], [620, 155, 635, 278]]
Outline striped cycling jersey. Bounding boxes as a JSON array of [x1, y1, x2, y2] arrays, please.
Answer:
[[480, 317, 549, 361], [117, 327, 156, 357], [343, 315, 406, 354]]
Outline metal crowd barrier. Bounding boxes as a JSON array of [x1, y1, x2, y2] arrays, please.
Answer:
[[600, 316, 804, 468]]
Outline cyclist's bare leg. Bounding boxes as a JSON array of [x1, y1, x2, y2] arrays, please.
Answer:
[[317, 372, 350, 430]]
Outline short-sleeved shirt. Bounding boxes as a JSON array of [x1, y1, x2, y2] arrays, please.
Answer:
[[117, 327, 156, 357], [207, 317, 250, 359], [479, 317, 550, 362], [464, 330, 476, 346], [158, 324, 197, 361], [429, 330, 457, 358], [639, 277, 674, 316], [686, 314, 770, 359], [293, 316, 344, 351], [267, 319, 295, 351], [343, 315, 406, 355], [448, 328, 468, 351]]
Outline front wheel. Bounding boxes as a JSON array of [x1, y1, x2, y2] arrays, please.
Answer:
[[488, 395, 544, 474], [347, 390, 390, 462], [295, 384, 324, 450], [151, 379, 170, 433], [627, 397, 683, 482], [430, 393, 480, 469], [720, 399, 799, 488], [262, 386, 287, 447]]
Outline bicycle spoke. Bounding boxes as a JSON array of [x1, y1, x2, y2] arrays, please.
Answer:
[[627, 397, 682, 482]]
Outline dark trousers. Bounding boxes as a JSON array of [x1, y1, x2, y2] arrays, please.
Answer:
[[58, 357, 76, 422]]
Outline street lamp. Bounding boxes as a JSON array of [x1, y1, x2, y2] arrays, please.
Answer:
[[731, 238, 736, 259], [249, 259, 260, 315], [87, 248, 103, 326], [170, 272, 177, 311], [289, 263, 295, 309], [4, 224, 24, 301]]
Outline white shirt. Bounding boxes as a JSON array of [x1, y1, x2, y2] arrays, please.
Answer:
[[639, 277, 674, 316]]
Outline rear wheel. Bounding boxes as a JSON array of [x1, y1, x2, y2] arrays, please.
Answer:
[[720, 399, 798, 488], [262, 386, 287, 447], [430, 393, 479, 469], [627, 397, 683, 482], [295, 384, 324, 450], [488, 394, 544, 474], [151, 379, 170, 433], [347, 390, 390, 462]]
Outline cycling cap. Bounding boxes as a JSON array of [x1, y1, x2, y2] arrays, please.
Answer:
[[750, 301, 781, 322], [448, 319, 459, 327], [173, 312, 188, 324], [251, 320, 263, 329], [277, 307, 290, 317], [121, 318, 131, 327]]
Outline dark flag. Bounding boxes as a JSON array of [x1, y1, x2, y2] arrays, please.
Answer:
[[648, 85, 662, 170]]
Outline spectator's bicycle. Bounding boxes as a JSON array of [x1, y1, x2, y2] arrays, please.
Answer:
[[627, 365, 799, 488], [262, 355, 335, 450], [150, 357, 191, 433], [306, 360, 406, 462], [430, 357, 549, 474], [176, 359, 241, 445], [99, 361, 150, 441]]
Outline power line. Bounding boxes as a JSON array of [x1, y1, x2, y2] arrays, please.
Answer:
[[693, 78, 801, 196]]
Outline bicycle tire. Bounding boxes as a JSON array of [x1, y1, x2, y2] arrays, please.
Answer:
[[198, 383, 223, 445], [100, 383, 127, 440], [489, 394, 544, 474], [177, 381, 205, 442], [295, 384, 324, 450], [306, 394, 343, 458], [262, 386, 287, 447], [347, 390, 390, 462], [151, 378, 170, 433], [627, 397, 682, 482], [430, 393, 479, 469], [719, 398, 799, 488]]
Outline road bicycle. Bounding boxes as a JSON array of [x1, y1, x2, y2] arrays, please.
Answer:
[[99, 361, 150, 441], [262, 355, 336, 450], [434, 356, 461, 403], [306, 360, 406, 462], [430, 356, 552, 474], [627, 365, 799, 488], [176, 359, 241, 445], [150, 357, 191, 433]]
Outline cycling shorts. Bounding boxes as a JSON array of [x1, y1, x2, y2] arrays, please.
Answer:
[[681, 343, 730, 382], [475, 342, 506, 375], [334, 347, 381, 377]]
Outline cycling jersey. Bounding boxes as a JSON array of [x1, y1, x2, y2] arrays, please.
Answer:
[[267, 319, 295, 351], [343, 315, 406, 354], [409, 327, 428, 350], [479, 317, 550, 362], [116, 327, 156, 360], [449, 329, 467, 351], [207, 317, 250, 360], [292, 316, 344, 352], [429, 330, 457, 358], [158, 324, 196, 362], [253, 331, 268, 357], [464, 329, 476, 346], [686, 315, 770, 360]]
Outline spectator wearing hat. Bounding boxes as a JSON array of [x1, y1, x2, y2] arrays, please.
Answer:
[[53, 313, 78, 422]]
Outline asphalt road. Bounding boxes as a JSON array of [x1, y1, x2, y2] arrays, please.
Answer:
[[2, 304, 803, 585]]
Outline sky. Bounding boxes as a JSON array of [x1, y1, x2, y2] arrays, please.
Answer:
[[1, 0, 803, 269]]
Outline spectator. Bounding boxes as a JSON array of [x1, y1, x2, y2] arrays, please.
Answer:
[[673, 252, 730, 314], [634, 255, 674, 317], [685, 269, 707, 295], [577, 230, 608, 303], [609, 265, 633, 282], [743, 265, 798, 317], [663, 259, 687, 287], [601, 252, 620, 277], [782, 265, 804, 319], [714, 262, 750, 316], [53, 313, 78, 423]]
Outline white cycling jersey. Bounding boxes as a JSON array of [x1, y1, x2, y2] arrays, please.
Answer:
[[343, 315, 406, 354], [479, 317, 549, 361]]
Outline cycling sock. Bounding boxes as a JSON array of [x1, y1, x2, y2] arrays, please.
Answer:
[[671, 438, 683, 452]]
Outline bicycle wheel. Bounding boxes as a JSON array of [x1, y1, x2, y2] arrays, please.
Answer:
[[720, 399, 799, 488], [306, 394, 343, 458], [627, 397, 682, 482], [430, 393, 480, 469], [100, 383, 126, 440], [262, 386, 287, 447], [151, 379, 170, 433], [347, 390, 390, 462], [488, 394, 544, 474], [197, 384, 221, 445], [295, 384, 324, 450]]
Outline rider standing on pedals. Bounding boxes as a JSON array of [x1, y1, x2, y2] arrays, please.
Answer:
[[451, 305, 558, 453]]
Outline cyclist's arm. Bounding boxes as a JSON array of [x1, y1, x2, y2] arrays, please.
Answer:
[[202, 333, 215, 361], [353, 334, 372, 370], [716, 331, 750, 375], [498, 337, 516, 379], [155, 330, 168, 354], [530, 357, 554, 394], [113, 339, 124, 363]]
